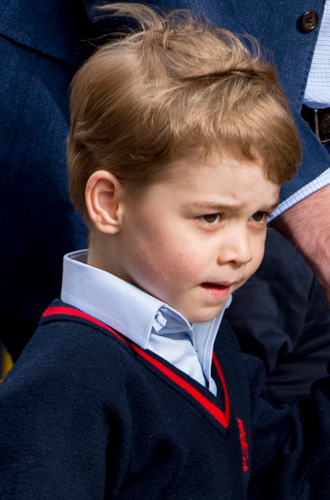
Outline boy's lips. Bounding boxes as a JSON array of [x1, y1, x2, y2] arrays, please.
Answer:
[[200, 281, 233, 298]]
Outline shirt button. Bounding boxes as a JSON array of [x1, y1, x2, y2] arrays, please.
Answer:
[[299, 10, 319, 32]]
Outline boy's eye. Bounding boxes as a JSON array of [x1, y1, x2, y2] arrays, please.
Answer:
[[199, 214, 221, 224], [250, 211, 266, 223]]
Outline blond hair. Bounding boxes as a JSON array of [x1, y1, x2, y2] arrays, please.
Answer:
[[67, 3, 301, 215]]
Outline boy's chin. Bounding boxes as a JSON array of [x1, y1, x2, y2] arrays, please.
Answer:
[[184, 305, 226, 324]]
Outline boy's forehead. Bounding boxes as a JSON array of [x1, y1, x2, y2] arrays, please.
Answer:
[[146, 147, 280, 211]]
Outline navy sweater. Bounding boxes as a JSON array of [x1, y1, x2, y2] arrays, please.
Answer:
[[1, 300, 330, 499]]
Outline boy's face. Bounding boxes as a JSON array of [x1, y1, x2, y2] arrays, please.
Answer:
[[105, 149, 280, 323]]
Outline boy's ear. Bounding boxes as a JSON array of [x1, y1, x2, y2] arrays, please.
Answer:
[[85, 170, 126, 234]]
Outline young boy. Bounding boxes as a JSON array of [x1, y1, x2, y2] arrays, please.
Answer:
[[1, 4, 329, 499]]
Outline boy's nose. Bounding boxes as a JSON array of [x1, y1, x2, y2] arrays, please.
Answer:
[[217, 228, 253, 266]]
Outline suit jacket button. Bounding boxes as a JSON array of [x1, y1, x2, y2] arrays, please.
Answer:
[[299, 10, 319, 32]]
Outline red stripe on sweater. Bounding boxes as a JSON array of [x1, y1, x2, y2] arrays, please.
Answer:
[[42, 306, 129, 345], [212, 352, 230, 428]]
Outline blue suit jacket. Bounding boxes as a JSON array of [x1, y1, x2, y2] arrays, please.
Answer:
[[0, 1, 328, 334]]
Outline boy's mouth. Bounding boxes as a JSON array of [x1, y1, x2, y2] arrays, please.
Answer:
[[200, 282, 232, 298]]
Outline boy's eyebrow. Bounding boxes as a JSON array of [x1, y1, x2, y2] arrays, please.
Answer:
[[183, 200, 280, 213]]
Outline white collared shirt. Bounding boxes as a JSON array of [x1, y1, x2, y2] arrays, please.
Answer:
[[304, 0, 330, 109], [61, 250, 232, 396]]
